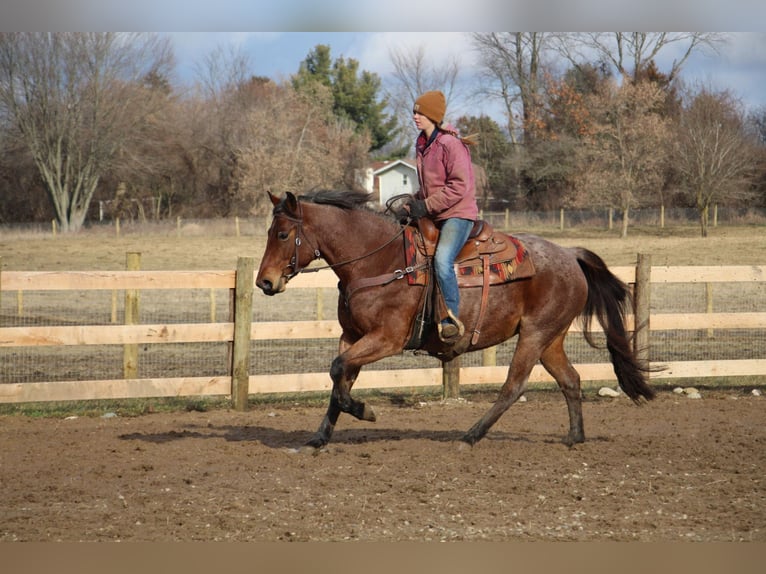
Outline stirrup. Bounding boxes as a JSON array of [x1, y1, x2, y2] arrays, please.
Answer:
[[438, 310, 465, 343]]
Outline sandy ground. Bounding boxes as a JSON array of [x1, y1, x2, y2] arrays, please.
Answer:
[[1, 388, 764, 542]]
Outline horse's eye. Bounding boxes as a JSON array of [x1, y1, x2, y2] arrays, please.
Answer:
[[277, 231, 289, 241]]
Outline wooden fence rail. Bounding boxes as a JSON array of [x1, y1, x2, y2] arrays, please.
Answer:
[[1, 258, 765, 406]]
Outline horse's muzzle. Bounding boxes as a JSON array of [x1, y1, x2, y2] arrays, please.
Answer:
[[256, 276, 286, 296]]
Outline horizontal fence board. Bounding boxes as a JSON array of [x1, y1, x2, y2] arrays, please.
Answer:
[[0, 323, 235, 347], [2, 312, 764, 347], [251, 320, 342, 340], [609, 266, 635, 283], [285, 269, 338, 289], [650, 313, 766, 330], [4, 266, 764, 293], [462, 363, 619, 384], [249, 368, 444, 394], [1, 270, 236, 291], [0, 376, 231, 403], [650, 265, 766, 283], [2, 360, 764, 404], [289, 267, 627, 287], [651, 359, 766, 379]]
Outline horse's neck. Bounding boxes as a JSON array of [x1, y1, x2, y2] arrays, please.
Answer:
[[311, 208, 400, 280]]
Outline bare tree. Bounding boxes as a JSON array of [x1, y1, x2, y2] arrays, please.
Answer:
[[471, 32, 556, 143], [239, 82, 371, 214], [185, 42, 372, 217], [674, 87, 759, 237], [108, 82, 190, 221], [0, 33, 173, 232], [386, 43, 461, 152], [576, 80, 672, 237], [189, 43, 256, 215], [556, 33, 726, 83], [194, 43, 252, 102]]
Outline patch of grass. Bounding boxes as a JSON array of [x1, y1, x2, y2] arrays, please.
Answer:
[[0, 396, 233, 418]]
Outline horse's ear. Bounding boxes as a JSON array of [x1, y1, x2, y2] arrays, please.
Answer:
[[267, 190, 280, 207], [284, 191, 298, 214]]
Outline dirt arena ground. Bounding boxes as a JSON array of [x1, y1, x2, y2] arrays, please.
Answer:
[[1, 387, 763, 542]]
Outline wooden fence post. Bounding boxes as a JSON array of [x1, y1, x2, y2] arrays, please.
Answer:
[[231, 256, 255, 411], [482, 346, 496, 367], [633, 253, 651, 372], [442, 356, 460, 399], [123, 252, 141, 379], [706, 283, 714, 338], [316, 289, 324, 320], [209, 289, 217, 322]]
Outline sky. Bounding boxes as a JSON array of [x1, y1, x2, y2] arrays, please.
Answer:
[[1, 1, 765, 122], [166, 31, 766, 122]]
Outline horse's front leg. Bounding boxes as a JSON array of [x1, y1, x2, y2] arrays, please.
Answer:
[[304, 360, 363, 450], [304, 331, 401, 450]]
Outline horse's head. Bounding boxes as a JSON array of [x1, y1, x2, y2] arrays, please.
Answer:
[[256, 191, 320, 295]]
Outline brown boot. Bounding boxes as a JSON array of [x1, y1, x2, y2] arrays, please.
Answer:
[[438, 310, 465, 343]]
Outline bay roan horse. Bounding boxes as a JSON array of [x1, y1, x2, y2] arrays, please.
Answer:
[[256, 190, 655, 450]]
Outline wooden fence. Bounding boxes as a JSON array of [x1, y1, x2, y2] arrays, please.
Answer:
[[1, 256, 764, 406]]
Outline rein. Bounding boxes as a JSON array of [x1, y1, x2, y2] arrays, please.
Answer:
[[274, 204, 408, 280]]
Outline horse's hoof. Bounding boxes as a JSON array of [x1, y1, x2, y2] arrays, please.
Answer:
[[293, 443, 329, 456], [301, 434, 328, 453], [456, 435, 476, 451], [361, 404, 377, 422], [455, 440, 473, 452], [562, 434, 585, 447], [285, 444, 317, 455]]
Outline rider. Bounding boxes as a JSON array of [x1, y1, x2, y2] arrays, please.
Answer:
[[405, 90, 479, 344]]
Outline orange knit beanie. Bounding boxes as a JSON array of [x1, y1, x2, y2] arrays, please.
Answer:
[[413, 90, 446, 124]]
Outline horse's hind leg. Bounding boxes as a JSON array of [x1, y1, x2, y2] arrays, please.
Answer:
[[540, 333, 585, 446], [461, 336, 541, 445]]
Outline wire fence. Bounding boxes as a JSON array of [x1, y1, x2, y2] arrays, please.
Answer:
[[2, 206, 765, 238], [1, 279, 764, 385], [2, 208, 765, 389]]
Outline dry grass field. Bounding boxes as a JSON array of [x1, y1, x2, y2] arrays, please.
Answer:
[[1, 219, 765, 271]]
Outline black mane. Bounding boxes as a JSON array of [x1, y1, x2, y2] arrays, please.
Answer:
[[298, 189, 374, 211]]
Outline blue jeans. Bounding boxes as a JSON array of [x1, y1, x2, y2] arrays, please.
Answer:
[[434, 218, 473, 321]]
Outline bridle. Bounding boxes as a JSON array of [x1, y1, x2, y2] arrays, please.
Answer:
[[271, 202, 322, 280], [272, 200, 407, 281]]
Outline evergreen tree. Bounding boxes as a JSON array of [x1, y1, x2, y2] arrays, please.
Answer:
[[293, 44, 398, 153]]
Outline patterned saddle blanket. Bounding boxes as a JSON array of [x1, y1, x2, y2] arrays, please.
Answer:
[[403, 219, 536, 287]]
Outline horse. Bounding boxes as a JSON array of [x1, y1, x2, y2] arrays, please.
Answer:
[[255, 189, 655, 449]]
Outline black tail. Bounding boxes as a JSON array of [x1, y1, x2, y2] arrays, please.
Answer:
[[575, 248, 656, 403]]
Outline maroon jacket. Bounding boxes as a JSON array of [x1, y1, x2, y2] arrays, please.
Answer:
[[415, 126, 478, 223]]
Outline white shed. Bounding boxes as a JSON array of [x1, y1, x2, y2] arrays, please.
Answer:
[[356, 159, 417, 206]]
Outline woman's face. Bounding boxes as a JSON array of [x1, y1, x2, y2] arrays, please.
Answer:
[[413, 111, 435, 133]]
